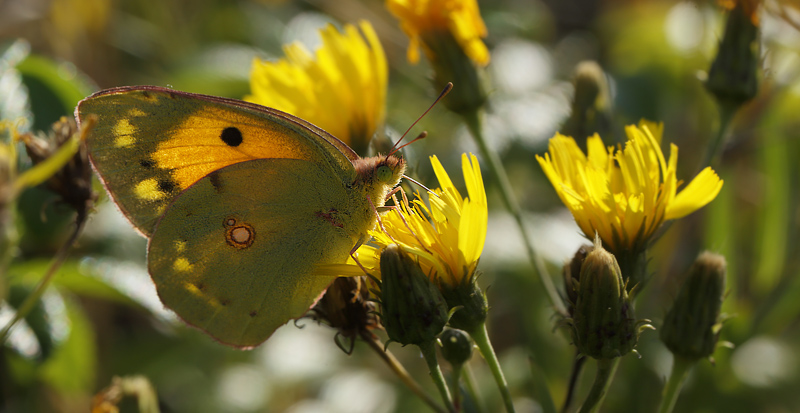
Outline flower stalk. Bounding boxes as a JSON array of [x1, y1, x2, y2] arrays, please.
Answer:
[[577, 358, 620, 413], [657, 356, 693, 413], [461, 110, 566, 315], [470, 322, 515, 413], [461, 363, 485, 413], [700, 99, 737, 170], [363, 332, 448, 413], [420, 340, 456, 412]]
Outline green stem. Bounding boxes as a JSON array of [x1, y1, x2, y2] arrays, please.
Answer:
[[1, 211, 87, 342], [577, 358, 620, 413], [363, 333, 447, 413], [561, 353, 586, 413], [419, 340, 455, 413], [470, 323, 515, 413], [700, 101, 737, 170], [461, 363, 485, 413], [657, 356, 694, 413], [450, 365, 463, 412], [0, 201, 19, 302], [460, 110, 566, 316]]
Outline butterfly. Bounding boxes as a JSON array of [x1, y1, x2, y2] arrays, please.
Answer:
[[76, 86, 406, 348]]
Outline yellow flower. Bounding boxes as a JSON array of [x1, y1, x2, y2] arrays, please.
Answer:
[[350, 153, 487, 286], [536, 121, 723, 253], [246, 21, 387, 154], [386, 0, 490, 67]]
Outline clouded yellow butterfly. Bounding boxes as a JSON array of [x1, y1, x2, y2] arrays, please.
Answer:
[[76, 86, 405, 348]]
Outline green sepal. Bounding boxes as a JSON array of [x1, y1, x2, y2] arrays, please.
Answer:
[[379, 245, 449, 347]]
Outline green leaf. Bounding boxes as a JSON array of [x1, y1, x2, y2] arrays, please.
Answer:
[[6, 284, 55, 360], [38, 295, 96, 394], [9, 259, 147, 309], [15, 53, 94, 131]]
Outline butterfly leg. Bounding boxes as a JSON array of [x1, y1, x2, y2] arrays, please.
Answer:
[[348, 247, 373, 278], [384, 185, 401, 201], [366, 194, 397, 245]]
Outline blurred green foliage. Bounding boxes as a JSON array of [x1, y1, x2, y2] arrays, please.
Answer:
[[1, 0, 799, 412]]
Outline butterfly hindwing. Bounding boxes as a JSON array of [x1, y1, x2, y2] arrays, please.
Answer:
[[78, 86, 357, 236], [148, 158, 360, 347]]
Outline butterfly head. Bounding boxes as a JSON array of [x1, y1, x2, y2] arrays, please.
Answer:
[[353, 154, 406, 205]]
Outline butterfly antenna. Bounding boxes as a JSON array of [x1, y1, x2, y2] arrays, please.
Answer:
[[388, 82, 453, 157], [401, 174, 439, 197]]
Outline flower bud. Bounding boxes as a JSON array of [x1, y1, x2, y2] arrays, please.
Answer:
[[379, 245, 449, 346], [563, 244, 594, 316], [422, 30, 488, 115], [440, 328, 473, 368], [561, 61, 612, 142], [660, 252, 727, 361], [705, 1, 759, 107], [439, 270, 488, 334], [571, 239, 648, 359]]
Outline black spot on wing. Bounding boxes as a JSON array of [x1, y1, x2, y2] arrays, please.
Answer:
[[220, 127, 243, 147], [140, 158, 155, 168], [158, 178, 177, 193]]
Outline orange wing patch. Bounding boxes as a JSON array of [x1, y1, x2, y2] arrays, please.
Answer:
[[152, 107, 335, 190]]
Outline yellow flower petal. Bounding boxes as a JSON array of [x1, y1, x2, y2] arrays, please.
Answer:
[[246, 21, 386, 152], [351, 153, 487, 286], [386, 0, 490, 66], [666, 167, 724, 220], [538, 123, 723, 252]]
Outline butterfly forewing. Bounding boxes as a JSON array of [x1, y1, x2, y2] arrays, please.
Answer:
[[78, 86, 356, 236]]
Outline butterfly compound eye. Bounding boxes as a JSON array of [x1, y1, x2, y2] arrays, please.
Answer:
[[376, 165, 393, 183]]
